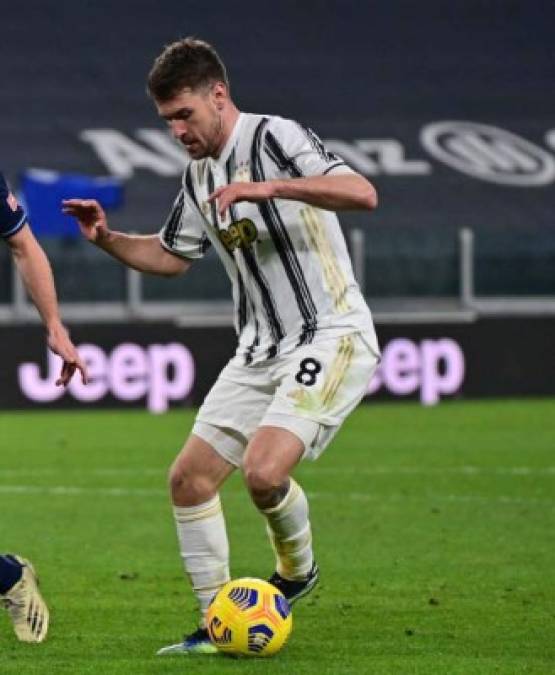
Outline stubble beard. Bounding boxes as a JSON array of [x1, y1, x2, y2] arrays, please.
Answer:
[[183, 110, 224, 160], [207, 111, 224, 158]]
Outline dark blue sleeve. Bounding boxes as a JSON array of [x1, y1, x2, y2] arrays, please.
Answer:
[[0, 172, 27, 239]]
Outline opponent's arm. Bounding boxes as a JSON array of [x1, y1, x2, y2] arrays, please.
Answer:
[[62, 199, 191, 277], [208, 173, 377, 218], [7, 225, 88, 385]]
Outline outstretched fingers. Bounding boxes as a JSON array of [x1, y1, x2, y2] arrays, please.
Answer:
[[55, 356, 88, 387]]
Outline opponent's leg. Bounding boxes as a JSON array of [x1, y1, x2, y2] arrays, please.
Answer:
[[0, 555, 23, 594], [158, 433, 235, 656], [242, 426, 319, 604], [0, 554, 49, 642]]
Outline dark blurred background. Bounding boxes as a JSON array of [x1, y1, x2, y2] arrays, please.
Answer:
[[1, 0, 554, 303]]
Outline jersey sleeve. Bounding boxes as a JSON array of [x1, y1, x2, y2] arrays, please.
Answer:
[[159, 187, 211, 260], [263, 117, 355, 178], [0, 172, 27, 239]]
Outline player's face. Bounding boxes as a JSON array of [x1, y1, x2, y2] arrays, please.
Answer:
[[157, 83, 226, 159]]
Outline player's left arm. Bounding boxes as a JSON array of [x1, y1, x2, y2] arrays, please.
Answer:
[[209, 117, 377, 217], [209, 173, 376, 218]]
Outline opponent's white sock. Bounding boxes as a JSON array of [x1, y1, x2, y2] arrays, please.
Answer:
[[173, 494, 230, 624], [261, 478, 313, 580]]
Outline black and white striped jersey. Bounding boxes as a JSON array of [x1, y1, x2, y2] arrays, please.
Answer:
[[160, 113, 377, 365]]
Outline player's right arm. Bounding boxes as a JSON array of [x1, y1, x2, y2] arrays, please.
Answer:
[[1, 172, 86, 385], [62, 199, 191, 276]]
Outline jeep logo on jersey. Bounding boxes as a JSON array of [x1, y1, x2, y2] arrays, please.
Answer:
[[421, 121, 555, 186], [218, 218, 258, 252]]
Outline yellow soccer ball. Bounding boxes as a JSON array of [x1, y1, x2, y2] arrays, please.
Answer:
[[206, 577, 293, 657]]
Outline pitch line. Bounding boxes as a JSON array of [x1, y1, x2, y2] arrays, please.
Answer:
[[0, 484, 553, 507], [0, 485, 166, 497], [1, 466, 555, 477], [304, 466, 555, 476], [0, 468, 165, 477]]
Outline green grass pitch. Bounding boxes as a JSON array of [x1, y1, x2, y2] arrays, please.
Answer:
[[0, 399, 554, 674]]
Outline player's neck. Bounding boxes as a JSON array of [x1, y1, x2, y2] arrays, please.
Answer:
[[212, 105, 240, 159]]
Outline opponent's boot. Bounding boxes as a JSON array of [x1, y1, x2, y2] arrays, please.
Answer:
[[0, 556, 49, 643]]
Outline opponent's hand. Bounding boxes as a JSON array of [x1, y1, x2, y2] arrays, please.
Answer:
[[47, 321, 88, 387], [62, 199, 109, 244], [208, 182, 275, 219]]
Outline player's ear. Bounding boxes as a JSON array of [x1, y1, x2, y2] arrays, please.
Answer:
[[211, 81, 227, 110]]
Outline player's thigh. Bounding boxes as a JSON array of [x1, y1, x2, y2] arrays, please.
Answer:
[[264, 332, 379, 460], [242, 425, 305, 491], [193, 365, 274, 467], [170, 433, 235, 504]]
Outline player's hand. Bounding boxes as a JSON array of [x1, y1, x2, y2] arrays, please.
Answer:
[[62, 199, 109, 244], [208, 182, 274, 219], [46, 321, 88, 387]]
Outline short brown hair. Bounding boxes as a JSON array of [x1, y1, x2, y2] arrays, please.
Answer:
[[147, 37, 228, 101]]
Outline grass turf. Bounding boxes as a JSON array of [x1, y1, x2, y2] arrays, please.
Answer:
[[0, 399, 554, 674]]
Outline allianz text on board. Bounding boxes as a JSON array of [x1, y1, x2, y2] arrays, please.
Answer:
[[81, 122, 555, 187]]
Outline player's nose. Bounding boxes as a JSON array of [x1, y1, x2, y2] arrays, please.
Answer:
[[170, 119, 188, 139]]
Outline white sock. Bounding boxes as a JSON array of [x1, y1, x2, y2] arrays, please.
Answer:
[[173, 494, 230, 624], [261, 478, 313, 580]]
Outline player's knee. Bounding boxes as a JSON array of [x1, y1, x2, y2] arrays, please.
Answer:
[[168, 462, 213, 503], [243, 460, 283, 497]]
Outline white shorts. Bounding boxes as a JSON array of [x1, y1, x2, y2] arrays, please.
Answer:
[[193, 331, 379, 466]]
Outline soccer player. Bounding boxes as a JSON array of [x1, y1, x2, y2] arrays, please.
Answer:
[[63, 37, 381, 655], [0, 171, 88, 642]]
